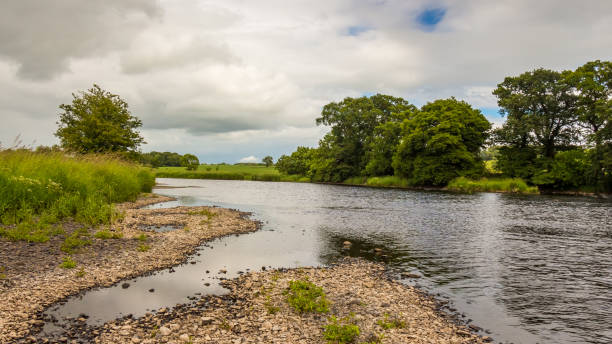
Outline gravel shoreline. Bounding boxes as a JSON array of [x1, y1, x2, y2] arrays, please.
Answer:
[[96, 258, 489, 344], [0, 194, 258, 343]]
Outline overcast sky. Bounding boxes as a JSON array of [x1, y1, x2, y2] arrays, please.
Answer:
[[1, 0, 611, 163]]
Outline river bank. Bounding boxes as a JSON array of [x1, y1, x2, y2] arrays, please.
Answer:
[[96, 258, 488, 344], [0, 194, 258, 343]]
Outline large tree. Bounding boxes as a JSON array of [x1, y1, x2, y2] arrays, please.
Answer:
[[314, 94, 414, 181], [570, 60, 612, 189], [55, 84, 145, 153], [493, 69, 579, 159], [392, 98, 491, 186]]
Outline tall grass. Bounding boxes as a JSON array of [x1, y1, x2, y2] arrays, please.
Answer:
[[0, 150, 154, 242], [447, 177, 539, 194]]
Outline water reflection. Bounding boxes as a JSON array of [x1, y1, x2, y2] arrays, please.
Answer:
[[45, 178, 611, 344]]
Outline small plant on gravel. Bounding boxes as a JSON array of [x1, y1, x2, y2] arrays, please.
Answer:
[[285, 278, 329, 314], [76, 267, 86, 277], [59, 256, 76, 269], [376, 313, 406, 330], [0, 266, 6, 280], [219, 318, 231, 331], [137, 244, 151, 252], [150, 325, 158, 338], [183, 226, 191, 232], [323, 314, 360, 343], [362, 332, 385, 344], [136, 233, 148, 242], [94, 229, 122, 239], [61, 228, 92, 254], [265, 295, 280, 314], [188, 209, 217, 219]]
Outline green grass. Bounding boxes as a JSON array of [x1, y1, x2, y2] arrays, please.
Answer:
[[94, 229, 123, 239], [323, 315, 360, 344], [0, 149, 154, 242], [61, 227, 92, 253], [285, 278, 330, 314], [377, 313, 406, 330], [155, 164, 280, 181], [447, 177, 539, 194], [344, 176, 411, 188]]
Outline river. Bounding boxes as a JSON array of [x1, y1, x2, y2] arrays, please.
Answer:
[[45, 178, 611, 343]]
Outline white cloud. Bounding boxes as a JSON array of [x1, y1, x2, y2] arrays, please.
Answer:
[[239, 155, 259, 163], [1, 0, 611, 161]]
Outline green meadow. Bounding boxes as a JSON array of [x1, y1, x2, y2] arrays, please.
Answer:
[[155, 164, 282, 181]]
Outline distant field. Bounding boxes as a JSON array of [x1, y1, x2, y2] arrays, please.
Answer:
[[154, 164, 281, 181]]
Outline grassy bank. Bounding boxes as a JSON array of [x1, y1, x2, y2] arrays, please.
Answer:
[[155, 164, 283, 181], [447, 177, 539, 194], [157, 165, 540, 195], [0, 150, 154, 242]]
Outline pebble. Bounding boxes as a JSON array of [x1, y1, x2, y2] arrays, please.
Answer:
[[159, 326, 171, 336]]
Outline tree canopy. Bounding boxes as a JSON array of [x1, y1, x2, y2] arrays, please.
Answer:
[[262, 156, 274, 167], [55, 84, 145, 154]]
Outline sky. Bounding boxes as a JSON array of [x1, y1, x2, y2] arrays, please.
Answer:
[[1, 0, 611, 163]]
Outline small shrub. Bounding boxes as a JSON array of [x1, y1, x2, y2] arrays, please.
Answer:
[[60, 256, 76, 269], [323, 315, 360, 343], [286, 278, 329, 314], [377, 313, 406, 330], [94, 229, 122, 239], [137, 244, 150, 252]]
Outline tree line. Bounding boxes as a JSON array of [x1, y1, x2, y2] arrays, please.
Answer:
[[277, 60, 611, 192]]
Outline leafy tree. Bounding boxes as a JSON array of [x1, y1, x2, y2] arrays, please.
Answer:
[[365, 108, 418, 176], [55, 84, 145, 153], [315, 94, 414, 181], [181, 154, 200, 171], [531, 149, 593, 189], [392, 98, 491, 186], [569, 60, 612, 189], [262, 155, 274, 167], [276, 147, 315, 175], [493, 69, 579, 159], [139, 151, 184, 167]]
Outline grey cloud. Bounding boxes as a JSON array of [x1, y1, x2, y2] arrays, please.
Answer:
[[0, 0, 161, 80], [120, 37, 239, 74]]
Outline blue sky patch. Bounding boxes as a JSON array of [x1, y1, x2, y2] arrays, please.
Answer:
[[346, 25, 370, 36], [416, 8, 446, 31]]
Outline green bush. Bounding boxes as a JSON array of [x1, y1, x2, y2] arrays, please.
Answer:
[[323, 315, 360, 343], [0, 150, 154, 242], [285, 279, 330, 314]]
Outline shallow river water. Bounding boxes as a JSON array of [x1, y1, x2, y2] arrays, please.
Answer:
[[45, 178, 611, 343]]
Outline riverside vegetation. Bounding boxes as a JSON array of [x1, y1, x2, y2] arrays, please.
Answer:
[[0, 149, 154, 244]]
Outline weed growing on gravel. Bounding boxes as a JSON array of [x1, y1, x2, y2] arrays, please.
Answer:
[[0, 266, 6, 279], [265, 295, 280, 314], [285, 278, 329, 314], [150, 325, 158, 338], [76, 267, 86, 277], [323, 314, 360, 343], [188, 209, 217, 219], [362, 333, 385, 344], [59, 256, 76, 269], [94, 229, 122, 239], [137, 244, 151, 252], [377, 313, 406, 330], [136, 233, 148, 242], [219, 318, 231, 331], [61, 228, 92, 253]]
